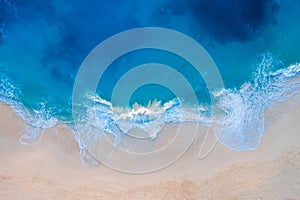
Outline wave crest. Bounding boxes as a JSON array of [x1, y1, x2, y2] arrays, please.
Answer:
[[1, 53, 300, 156]]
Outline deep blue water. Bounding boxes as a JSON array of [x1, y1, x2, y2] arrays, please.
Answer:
[[0, 0, 300, 153]]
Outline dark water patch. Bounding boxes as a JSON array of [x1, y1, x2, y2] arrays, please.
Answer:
[[37, 0, 141, 88], [0, 0, 18, 41], [168, 0, 279, 44], [0, 0, 17, 22], [235, 0, 279, 30], [8, 0, 56, 22], [195, 0, 278, 43]]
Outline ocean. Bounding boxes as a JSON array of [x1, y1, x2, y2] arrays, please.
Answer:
[[0, 0, 300, 170]]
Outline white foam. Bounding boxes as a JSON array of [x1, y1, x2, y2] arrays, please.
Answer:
[[1, 53, 300, 162], [0, 73, 58, 145], [216, 53, 300, 150]]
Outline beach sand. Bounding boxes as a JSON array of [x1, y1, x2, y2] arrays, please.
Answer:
[[0, 103, 299, 200]]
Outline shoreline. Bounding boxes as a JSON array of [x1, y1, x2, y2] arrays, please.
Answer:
[[0, 103, 299, 199]]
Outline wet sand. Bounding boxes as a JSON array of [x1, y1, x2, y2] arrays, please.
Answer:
[[0, 103, 299, 199]]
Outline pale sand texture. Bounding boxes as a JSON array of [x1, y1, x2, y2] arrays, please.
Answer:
[[0, 103, 299, 199]]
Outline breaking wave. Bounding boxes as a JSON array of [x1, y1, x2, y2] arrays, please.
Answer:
[[0, 73, 58, 144], [216, 53, 300, 150], [0, 53, 300, 159]]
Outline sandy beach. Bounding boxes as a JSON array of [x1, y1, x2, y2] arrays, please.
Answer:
[[0, 103, 299, 200], [1, 0, 300, 199]]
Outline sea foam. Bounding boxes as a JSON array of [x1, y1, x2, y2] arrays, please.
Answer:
[[0, 53, 300, 163]]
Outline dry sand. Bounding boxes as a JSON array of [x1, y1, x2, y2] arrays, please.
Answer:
[[0, 103, 299, 200]]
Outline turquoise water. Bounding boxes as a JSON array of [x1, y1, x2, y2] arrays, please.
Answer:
[[0, 0, 300, 153]]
